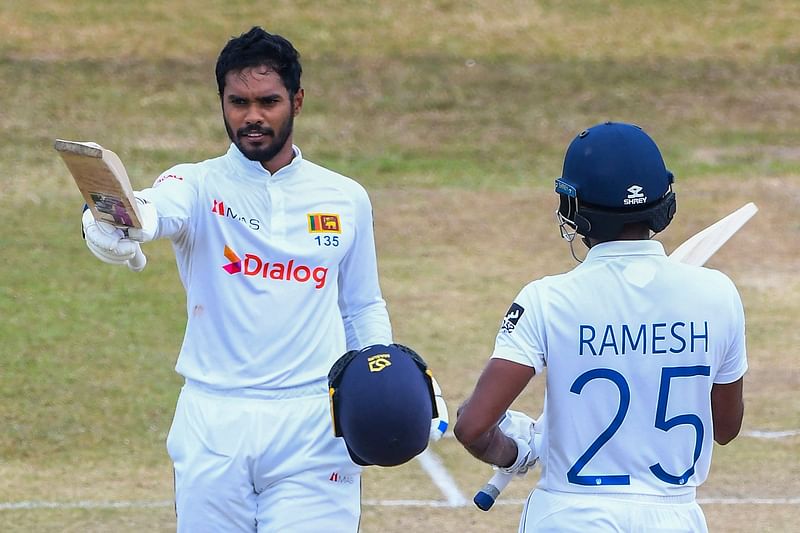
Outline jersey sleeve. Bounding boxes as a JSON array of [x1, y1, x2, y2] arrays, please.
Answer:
[[135, 165, 198, 242], [491, 283, 546, 375], [337, 185, 392, 350], [714, 278, 748, 384]]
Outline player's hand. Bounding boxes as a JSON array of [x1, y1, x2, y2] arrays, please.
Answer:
[[496, 410, 539, 476], [82, 209, 147, 271]]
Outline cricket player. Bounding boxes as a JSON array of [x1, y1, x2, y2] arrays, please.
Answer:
[[80, 27, 413, 532], [454, 122, 747, 532]]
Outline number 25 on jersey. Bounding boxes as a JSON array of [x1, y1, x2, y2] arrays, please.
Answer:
[[567, 365, 711, 487]]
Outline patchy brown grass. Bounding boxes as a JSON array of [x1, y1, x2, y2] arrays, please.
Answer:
[[7, 177, 795, 531], [2, 1, 798, 531]]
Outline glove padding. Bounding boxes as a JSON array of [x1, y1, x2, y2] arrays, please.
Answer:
[[496, 410, 541, 476], [429, 375, 449, 442], [82, 208, 147, 271]]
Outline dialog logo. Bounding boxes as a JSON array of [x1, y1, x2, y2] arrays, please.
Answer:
[[221, 246, 328, 289], [222, 245, 242, 274]]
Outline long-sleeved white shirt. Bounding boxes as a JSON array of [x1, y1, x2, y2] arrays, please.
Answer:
[[138, 144, 392, 390]]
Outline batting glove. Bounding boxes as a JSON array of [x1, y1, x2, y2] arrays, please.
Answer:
[[429, 375, 449, 442], [82, 208, 147, 271], [497, 410, 540, 476]]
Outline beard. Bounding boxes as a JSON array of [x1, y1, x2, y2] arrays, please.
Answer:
[[225, 112, 294, 163]]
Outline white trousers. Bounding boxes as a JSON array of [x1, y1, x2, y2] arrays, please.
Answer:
[[519, 489, 708, 533], [166, 380, 361, 533]]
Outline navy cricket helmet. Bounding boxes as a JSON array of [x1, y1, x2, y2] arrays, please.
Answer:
[[328, 343, 438, 467], [555, 122, 677, 241]]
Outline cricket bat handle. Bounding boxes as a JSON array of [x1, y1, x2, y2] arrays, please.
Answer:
[[127, 245, 147, 272], [473, 470, 513, 511]]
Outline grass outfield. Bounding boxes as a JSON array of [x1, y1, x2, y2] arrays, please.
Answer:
[[1, 1, 798, 531]]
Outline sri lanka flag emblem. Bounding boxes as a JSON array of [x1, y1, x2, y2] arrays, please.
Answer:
[[308, 213, 341, 233]]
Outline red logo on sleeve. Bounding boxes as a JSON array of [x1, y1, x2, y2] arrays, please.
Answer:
[[154, 174, 184, 186]]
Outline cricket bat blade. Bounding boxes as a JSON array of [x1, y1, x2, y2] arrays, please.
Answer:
[[54, 139, 142, 229], [668, 203, 758, 266]]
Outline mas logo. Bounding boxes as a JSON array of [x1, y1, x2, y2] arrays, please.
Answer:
[[221, 246, 328, 289], [367, 354, 391, 372], [329, 472, 355, 484], [212, 199, 261, 231], [308, 213, 341, 233]]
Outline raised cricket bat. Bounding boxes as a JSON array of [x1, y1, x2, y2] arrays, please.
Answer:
[[54, 139, 145, 270], [473, 202, 758, 511], [668, 202, 758, 266]]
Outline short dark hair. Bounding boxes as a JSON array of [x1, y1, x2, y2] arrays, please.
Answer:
[[215, 26, 302, 99]]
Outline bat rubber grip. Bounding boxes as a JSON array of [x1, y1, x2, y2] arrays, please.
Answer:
[[127, 246, 147, 272], [473, 471, 513, 511], [474, 484, 501, 511]]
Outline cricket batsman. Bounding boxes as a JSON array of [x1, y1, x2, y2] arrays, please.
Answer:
[[80, 27, 446, 532], [454, 122, 747, 532]]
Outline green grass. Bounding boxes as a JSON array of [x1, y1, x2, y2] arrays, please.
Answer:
[[1, 1, 798, 531]]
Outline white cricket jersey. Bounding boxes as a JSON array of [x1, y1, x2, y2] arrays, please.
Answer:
[[137, 144, 392, 390], [492, 240, 747, 497]]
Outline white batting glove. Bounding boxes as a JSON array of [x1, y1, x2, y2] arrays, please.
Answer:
[[497, 410, 541, 476], [429, 375, 449, 442], [82, 208, 147, 271]]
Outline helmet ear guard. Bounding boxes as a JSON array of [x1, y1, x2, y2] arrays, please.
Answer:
[[559, 190, 677, 241], [328, 349, 360, 438]]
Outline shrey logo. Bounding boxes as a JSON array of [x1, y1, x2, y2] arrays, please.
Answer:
[[624, 185, 647, 205], [221, 246, 328, 289], [212, 199, 261, 230], [308, 213, 341, 233], [367, 354, 392, 372], [501, 303, 525, 333]]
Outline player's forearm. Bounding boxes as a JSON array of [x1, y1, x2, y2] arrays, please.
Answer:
[[711, 378, 745, 445], [457, 424, 518, 468], [340, 299, 392, 350]]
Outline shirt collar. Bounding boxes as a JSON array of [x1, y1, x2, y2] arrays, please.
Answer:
[[226, 143, 303, 182], [584, 240, 666, 262]]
